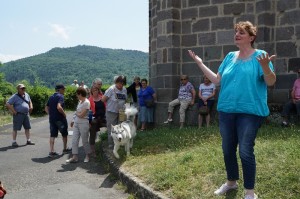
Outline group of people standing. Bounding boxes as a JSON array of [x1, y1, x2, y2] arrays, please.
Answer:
[[51, 78, 107, 163], [50, 76, 157, 162], [5, 20, 277, 199], [103, 75, 157, 148]]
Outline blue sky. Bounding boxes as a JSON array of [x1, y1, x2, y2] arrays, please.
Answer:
[[0, 0, 149, 63]]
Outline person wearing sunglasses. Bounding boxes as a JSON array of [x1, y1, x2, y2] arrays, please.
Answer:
[[164, 75, 196, 129], [6, 83, 35, 147]]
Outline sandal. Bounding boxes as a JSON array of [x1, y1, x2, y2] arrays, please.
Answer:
[[66, 158, 78, 163]]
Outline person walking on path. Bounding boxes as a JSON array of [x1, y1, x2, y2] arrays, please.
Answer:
[[45, 84, 71, 158], [6, 83, 35, 147], [189, 21, 276, 199]]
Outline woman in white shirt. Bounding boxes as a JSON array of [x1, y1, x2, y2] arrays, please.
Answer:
[[198, 75, 216, 127], [102, 75, 127, 147], [66, 87, 91, 163]]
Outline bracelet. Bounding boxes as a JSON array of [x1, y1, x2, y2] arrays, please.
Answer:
[[263, 71, 273, 76]]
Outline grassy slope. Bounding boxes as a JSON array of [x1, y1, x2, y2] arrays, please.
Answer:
[[116, 125, 300, 199]]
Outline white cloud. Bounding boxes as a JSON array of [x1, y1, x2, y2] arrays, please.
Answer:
[[32, 26, 39, 32], [48, 23, 71, 41], [0, 54, 26, 63]]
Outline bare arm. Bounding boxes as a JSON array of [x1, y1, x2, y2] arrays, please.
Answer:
[[291, 89, 297, 103], [256, 53, 276, 86], [76, 109, 88, 118], [45, 106, 49, 114], [152, 93, 157, 102], [188, 50, 221, 85], [198, 89, 203, 100], [190, 88, 196, 105], [57, 103, 66, 118], [101, 95, 108, 103], [6, 102, 17, 115], [29, 100, 33, 114]]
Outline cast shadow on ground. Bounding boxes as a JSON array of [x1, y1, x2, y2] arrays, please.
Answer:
[[225, 189, 238, 199], [55, 146, 108, 174], [99, 173, 118, 188], [0, 144, 27, 152], [31, 153, 65, 164]]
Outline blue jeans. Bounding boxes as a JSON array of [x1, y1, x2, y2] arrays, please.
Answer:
[[219, 112, 264, 189]]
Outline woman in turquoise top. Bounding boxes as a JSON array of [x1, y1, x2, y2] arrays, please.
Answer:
[[188, 21, 276, 199]]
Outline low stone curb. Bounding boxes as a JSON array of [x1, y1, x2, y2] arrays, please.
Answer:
[[100, 143, 169, 199]]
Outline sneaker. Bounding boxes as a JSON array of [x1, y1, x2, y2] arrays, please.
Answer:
[[245, 193, 258, 199], [84, 157, 89, 163], [62, 148, 72, 154], [163, 119, 173, 124], [281, 121, 288, 127], [48, 152, 59, 158], [26, 140, 35, 145], [12, 142, 19, 147], [214, 183, 238, 195], [66, 158, 78, 163]]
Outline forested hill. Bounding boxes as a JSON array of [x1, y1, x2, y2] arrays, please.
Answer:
[[0, 45, 149, 87]]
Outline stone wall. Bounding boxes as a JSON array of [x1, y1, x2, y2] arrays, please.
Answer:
[[149, 0, 300, 126]]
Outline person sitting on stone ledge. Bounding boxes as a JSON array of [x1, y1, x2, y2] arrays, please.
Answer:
[[164, 75, 196, 129], [281, 70, 300, 127], [198, 75, 216, 128]]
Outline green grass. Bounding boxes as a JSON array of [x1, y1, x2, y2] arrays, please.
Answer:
[[113, 125, 300, 199], [0, 113, 12, 126]]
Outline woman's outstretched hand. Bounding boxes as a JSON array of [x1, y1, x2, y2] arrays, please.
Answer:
[[256, 53, 276, 67], [188, 50, 203, 64]]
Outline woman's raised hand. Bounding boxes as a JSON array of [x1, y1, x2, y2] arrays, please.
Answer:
[[256, 53, 276, 67], [188, 50, 203, 64]]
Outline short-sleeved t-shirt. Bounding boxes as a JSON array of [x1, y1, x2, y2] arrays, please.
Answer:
[[217, 49, 274, 116], [199, 83, 216, 99], [178, 82, 194, 100], [104, 85, 127, 113], [46, 92, 65, 122], [7, 93, 31, 114], [138, 86, 155, 107], [74, 99, 90, 124], [293, 79, 300, 100]]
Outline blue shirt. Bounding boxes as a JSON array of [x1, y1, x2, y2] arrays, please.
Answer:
[[46, 92, 65, 122], [7, 93, 31, 114], [217, 49, 274, 116], [138, 86, 155, 107]]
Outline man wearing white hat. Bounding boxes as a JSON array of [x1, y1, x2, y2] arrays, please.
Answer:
[[6, 83, 35, 147]]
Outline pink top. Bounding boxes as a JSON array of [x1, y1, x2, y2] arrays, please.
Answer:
[[293, 79, 300, 100]]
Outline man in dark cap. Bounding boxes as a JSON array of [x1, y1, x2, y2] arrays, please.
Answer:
[[45, 84, 71, 157], [6, 83, 35, 147]]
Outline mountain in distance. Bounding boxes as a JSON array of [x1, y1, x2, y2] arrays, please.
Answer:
[[0, 45, 149, 88]]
